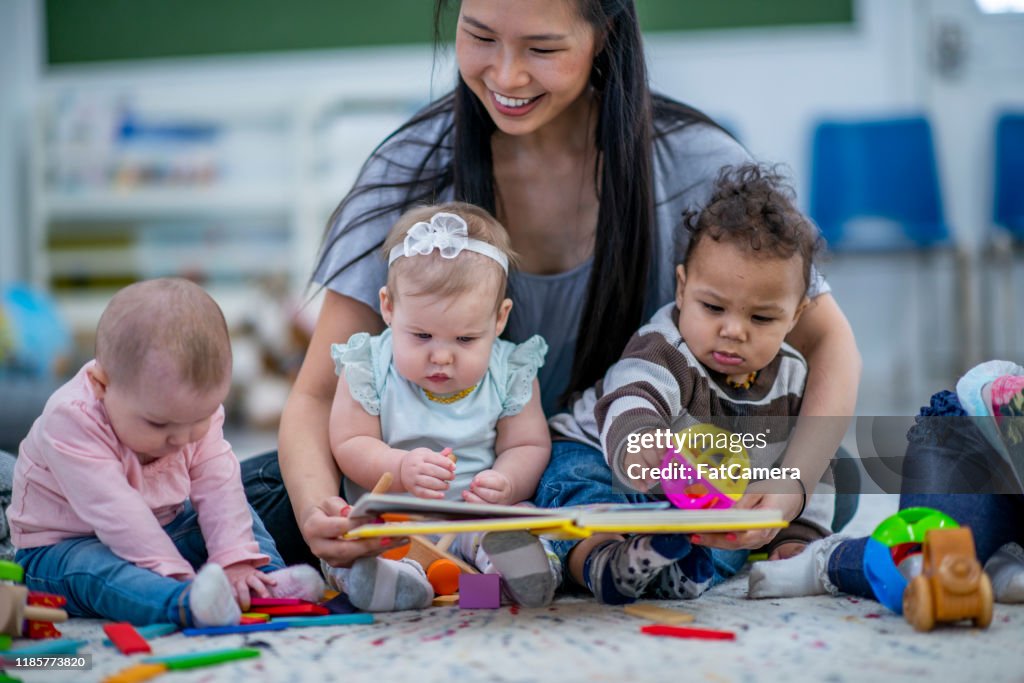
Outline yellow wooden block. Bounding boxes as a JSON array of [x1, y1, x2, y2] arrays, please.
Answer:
[[102, 662, 168, 683], [432, 594, 460, 607], [623, 603, 696, 624], [241, 612, 271, 622]]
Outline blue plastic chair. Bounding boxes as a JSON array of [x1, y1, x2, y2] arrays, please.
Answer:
[[809, 115, 965, 400], [994, 112, 1024, 241], [810, 116, 951, 251], [985, 112, 1024, 358]]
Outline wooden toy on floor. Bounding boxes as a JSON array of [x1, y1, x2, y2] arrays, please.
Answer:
[[0, 562, 65, 640], [623, 603, 696, 624], [432, 594, 460, 607], [458, 573, 501, 609], [0, 585, 68, 636], [903, 526, 993, 632]]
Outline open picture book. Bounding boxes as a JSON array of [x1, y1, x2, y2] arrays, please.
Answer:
[[343, 493, 786, 540]]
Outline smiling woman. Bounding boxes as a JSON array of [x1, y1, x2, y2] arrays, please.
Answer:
[[242, 0, 860, 585], [455, 2, 599, 138]]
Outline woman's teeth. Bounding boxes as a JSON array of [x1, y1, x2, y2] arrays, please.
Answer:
[[494, 92, 536, 108]]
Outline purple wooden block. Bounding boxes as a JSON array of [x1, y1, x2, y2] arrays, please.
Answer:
[[458, 574, 501, 609]]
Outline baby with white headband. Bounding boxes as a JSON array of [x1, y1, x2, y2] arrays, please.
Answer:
[[324, 202, 558, 611]]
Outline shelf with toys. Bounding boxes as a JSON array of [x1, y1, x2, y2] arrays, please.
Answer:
[[27, 76, 428, 428], [30, 84, 424, 335]]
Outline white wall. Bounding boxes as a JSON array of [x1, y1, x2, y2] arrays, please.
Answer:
[[646, 0, 921, 211]]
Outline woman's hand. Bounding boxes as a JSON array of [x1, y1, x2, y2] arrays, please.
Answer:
[[301, 495, 408, 568], [399, 448, 455, 499], [690, 482, 803, 550], [463, 469, 513, 505]]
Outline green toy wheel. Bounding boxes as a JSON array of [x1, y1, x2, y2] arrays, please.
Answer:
[[870, 507, 958, 547], [0, 560, 23, 583]]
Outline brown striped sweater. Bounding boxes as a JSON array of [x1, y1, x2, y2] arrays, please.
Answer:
[[550, 303, 833, 538]]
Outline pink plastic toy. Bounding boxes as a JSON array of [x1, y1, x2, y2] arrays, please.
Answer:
[[660, 424, 749, 510]]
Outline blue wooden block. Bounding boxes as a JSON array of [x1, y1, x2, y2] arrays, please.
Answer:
[[458, 574, 501, 609], [4, 639, 87, 656], [183, 622, 289, 636], [274, 613, 374, 627]]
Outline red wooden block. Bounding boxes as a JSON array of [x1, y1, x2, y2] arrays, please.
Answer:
[[249, 597, 305, 607], [27, 592, 67, 608], [26, 621, 62, 640], [25, 591, 67, 637], [103, 623, 152, 655], [249, 604, 329, 617], [640, 624, 735, 641], [239, 615, 270, 625]]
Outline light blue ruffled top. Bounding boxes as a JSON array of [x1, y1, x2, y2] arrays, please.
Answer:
[[331, 329, 548, 501]]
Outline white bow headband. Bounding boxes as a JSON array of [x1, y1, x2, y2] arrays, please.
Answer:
[[387, 212, 509, 273]]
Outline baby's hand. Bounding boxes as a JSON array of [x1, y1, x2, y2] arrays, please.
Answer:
[[463, 469, 513, 505], [400, 447, 455, 499], [620, 436, 666, 493], [222, 562, 276, 611]]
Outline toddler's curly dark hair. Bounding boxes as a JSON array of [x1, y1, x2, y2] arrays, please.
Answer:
[[682, 163, 824, 294]]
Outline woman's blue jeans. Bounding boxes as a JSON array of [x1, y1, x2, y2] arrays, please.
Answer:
[[827, 408, 1024, 599], [16, 501, 284, 626]]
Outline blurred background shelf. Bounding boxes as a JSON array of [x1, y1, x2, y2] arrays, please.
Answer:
[[29, 87, 425, 344], [43, 187, 293, 219]]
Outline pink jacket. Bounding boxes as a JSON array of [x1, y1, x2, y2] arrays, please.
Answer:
[[8, 362, 268, 579]]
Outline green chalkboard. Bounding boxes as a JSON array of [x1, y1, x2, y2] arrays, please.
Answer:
[[46, 0, 854, 66]]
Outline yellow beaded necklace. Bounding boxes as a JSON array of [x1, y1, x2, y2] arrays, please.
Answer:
[[725, 371, 758, 390], [423, 384, 478, 405]]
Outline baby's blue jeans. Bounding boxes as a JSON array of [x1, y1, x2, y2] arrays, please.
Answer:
[[16, 501, 284, 626]]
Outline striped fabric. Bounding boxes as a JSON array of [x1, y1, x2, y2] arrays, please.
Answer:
[[550, 303, 807, 483]]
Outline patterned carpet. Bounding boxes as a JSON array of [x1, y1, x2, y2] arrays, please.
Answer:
[[13, 569, 1023, 683], [9, 495, 1024, 683]]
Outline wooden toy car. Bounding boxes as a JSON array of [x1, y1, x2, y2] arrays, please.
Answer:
[[902, 527, 993, 632]]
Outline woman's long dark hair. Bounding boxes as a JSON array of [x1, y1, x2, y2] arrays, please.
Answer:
[[315, 0, 724, 405]]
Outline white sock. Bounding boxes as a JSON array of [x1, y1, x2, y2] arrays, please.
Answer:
[[748, 535, 847, 599], [323, 557, 432, 612], [190, 563, 242, 627], [266, 564, 326, 603], [984, 542, 1024, 604]]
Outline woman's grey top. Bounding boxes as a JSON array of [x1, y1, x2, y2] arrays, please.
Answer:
[[313, 105, 828, 415]]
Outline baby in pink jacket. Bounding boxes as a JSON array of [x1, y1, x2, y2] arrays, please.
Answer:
[[7, 278, 322, 627]]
